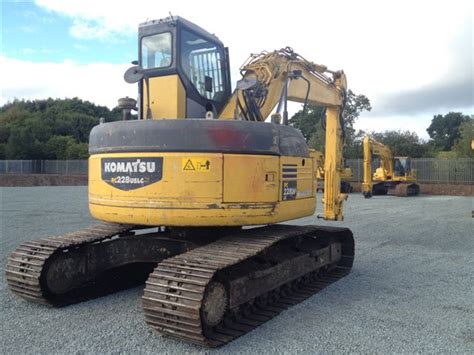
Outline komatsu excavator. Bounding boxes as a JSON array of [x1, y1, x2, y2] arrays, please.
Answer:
[[314, 150, 353, 193], [362, 135, 420, 198], [6, 16, 354, 347]]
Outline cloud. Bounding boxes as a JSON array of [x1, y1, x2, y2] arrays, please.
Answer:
[[374, 17, 474, 116], [35, 0, 135, 41], [0, 56, 136, 109], [69, 18, 129, 41], [33, 1, 472, 96], [8, 0, 472, 138], [377, 77, 473, 115]]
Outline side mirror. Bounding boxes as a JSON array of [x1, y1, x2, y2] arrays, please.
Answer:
[[124, 65, 144, 84], [131, 60, 138, 65]]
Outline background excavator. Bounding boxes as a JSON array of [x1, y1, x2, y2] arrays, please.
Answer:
[[362, 135, 420, 198], [6, 16, 354, 347], [314, 150, 353, 193]]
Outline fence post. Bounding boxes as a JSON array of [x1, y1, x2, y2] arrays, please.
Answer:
[[447, 160, 450, 185], [66, 160, 69, 175]]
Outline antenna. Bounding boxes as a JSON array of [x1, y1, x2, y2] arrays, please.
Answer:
[[169, 12, 177, 26]]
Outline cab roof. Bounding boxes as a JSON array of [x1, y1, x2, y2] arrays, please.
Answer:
[[138, 16, 223, 45]]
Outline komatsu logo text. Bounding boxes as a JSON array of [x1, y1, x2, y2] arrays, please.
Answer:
[[101, 157, 163, 191], [104, 160, 156, 174]]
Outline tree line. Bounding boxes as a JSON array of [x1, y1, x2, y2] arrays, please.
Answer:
[[0, 96, 472, 160], [0, 98, 121, 159]]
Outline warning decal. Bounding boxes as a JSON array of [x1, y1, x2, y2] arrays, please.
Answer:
[[183, 160, 196, 171], [182, 158, 211, 172]]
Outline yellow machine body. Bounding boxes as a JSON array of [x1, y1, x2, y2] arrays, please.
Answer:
[[89, 152, 316, 226], [89, 19, 349, 225], [142, 75, 186, 119]]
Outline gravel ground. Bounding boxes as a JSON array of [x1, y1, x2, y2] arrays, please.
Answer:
[[1, 186, 473, 354]]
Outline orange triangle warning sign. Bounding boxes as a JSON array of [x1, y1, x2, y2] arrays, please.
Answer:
[[183, 159, 195, 171]]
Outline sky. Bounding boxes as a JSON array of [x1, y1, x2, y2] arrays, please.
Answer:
[[1, 0, 473, 139]]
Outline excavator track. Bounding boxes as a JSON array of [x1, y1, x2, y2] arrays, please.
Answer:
[[143, 224, 354, 347], [6, 223, 201, 307], [394, 183, 420, 197], [6, 223, 134, 306]]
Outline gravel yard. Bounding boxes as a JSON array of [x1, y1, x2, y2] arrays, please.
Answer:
[[1, 187, 473, 354]]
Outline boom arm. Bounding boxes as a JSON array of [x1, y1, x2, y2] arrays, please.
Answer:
[[219, 48, 348, 220], [219, 48, 345, 120]]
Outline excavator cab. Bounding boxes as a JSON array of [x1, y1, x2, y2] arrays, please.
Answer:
[[393, 158, 405, 177], [137, 16, 232, 119], [394, 157, 412, 177]]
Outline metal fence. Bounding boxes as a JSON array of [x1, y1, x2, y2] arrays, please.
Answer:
[[1, 158, 473, 184], [0, 160, 88, 175], [345, 158, 474, 184]]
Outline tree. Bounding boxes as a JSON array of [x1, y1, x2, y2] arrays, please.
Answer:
[[369, 130, 429, 157], [0, 98, 121, 159], [426, 112, 469, 151], [342, 89, 372, 141], [451, 118, 473, 157], [289, 106, 326, 141], [289, 89, 372, 157], [45, 136, 77, 159], [4, 123, 46, 159], [66, 142, 89, 159]]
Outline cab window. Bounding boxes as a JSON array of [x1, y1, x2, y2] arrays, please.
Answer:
[[180, 30, 227, 102], [141, 32, 172, 69]]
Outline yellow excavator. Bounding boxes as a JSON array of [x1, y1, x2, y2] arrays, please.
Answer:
[[362, 135, 420, 198], [6, 16, 354, 347], [314, 150, 353, 193]]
